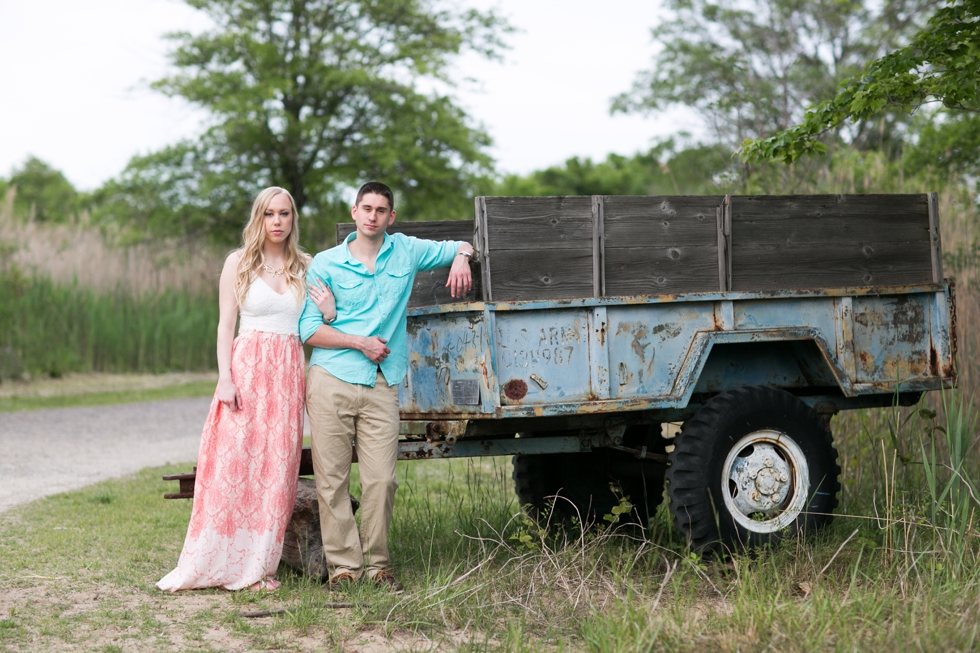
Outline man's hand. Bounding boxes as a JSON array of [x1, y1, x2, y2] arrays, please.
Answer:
[[446, 254, 473, 298], [360, 336, 391, 364]]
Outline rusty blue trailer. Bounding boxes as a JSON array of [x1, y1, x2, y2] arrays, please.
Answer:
[[400, 281, 955, 429], [162, 193, 959, 554], [397, 280, 956, 551]]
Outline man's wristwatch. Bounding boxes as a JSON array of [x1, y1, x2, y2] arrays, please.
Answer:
[[457, 250, 472, 258], [322, 315, 335, 324]]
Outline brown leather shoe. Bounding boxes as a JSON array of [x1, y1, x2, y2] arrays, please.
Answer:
[[372, 569, 404, 593], [324, 571, 357, 591]]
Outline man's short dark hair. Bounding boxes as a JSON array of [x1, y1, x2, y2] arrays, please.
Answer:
[[355, 181, 394, 211]]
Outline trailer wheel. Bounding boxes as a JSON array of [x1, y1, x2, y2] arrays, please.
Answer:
[[666, 386, 840, 553], [512, 426, 667, 526]]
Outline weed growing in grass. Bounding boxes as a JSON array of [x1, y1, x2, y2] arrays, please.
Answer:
[[602, 484, 634, 525], [89, 490, 115, 505]]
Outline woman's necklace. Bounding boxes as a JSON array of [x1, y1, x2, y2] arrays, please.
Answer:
[[262, 262, 285, 276]]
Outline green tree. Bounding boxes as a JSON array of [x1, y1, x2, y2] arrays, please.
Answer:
[[495, 143, 735, 197], [613, 0, 937, 151], [5, 157, 77, 222], [97, 0, 508, 247], [741, 0, 980, 163]]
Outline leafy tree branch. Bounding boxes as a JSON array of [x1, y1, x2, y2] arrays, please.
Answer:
[[741, 0, 979, 163]]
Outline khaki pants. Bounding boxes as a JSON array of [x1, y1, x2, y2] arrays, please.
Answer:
[[306, 365, 400, 580]]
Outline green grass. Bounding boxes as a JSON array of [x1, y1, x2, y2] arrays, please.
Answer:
[[0, 380, 215, 412], [0, 268, 217, 379], [4, 394, 980, 653]]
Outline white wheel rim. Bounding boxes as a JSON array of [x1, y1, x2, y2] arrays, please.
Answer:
[[721, 429, 810, 534]]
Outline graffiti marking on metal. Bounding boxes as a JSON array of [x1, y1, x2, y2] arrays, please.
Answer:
[[402, 284, 955, 419], [499, 323, 582, 370]]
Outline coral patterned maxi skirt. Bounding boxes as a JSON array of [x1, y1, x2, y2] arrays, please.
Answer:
[[157, 330, 304, 591]]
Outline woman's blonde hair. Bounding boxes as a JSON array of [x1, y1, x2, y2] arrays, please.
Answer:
[[235, 187, 308, 306]]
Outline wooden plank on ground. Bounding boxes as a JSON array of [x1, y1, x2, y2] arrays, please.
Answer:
[[603, 195, 723, 295]]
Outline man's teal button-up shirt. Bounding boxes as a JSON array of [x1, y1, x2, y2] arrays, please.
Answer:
[[300, 231, 462, 387]]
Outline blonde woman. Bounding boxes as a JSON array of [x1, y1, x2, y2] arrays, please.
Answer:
[[158, 187, 335, 592]]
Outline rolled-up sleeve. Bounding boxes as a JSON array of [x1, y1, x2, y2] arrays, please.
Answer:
[[413, 236, 463, 271], [299, 259, 330, 343]]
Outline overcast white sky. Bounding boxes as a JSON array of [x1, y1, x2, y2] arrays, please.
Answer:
[[0, 0, 701, 191]]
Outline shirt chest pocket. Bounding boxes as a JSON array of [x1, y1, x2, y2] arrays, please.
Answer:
[[384, 267, 414, 298], [335, 277, 369, 309]]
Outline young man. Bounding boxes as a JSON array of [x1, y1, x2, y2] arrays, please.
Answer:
[[299, 181, 474, 592]]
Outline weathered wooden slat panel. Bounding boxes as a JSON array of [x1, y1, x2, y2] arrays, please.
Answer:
[[487, 249, 595, 301], [729, 194, 932, 290], [335, 220, 474, 246], [483, 196, 595, 250], [592, 196, 603, 297], [716, 203, 728, 291], [730, 194, 930, 244], [928, 191, 943, 282], [602, 196, 724, 248], [730, 241, 934, 290], [476, 197, 492, 301], [480, 196, 597, 300], [604, 246, 721, 295], [724, 196, 732, 291], [603, 196, 723, 295], [407, 265, 481, 308]]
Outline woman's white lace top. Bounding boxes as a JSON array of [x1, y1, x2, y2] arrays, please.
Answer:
[[239, 278, 304, 335]]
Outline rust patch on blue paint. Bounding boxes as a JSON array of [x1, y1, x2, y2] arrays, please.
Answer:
[[504, 379, 528, 400]]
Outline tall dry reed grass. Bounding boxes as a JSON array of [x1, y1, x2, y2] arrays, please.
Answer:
[[806, 154, 980, 554], [0, 189, 225, 296], [0, 189, 224, 378]]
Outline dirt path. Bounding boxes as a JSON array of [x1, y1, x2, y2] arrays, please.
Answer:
[[1, 397, 214, 513]]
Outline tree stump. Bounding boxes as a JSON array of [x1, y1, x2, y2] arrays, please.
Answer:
[[280, 478, 359, 580]]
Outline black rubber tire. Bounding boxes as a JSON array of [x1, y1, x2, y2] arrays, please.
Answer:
[[512, 426, 668, 526], [666, 386, 840, 554]]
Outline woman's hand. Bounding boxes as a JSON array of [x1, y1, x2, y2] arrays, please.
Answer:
[[308, 278, 337, 323], [216, 378, 242, 411]]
